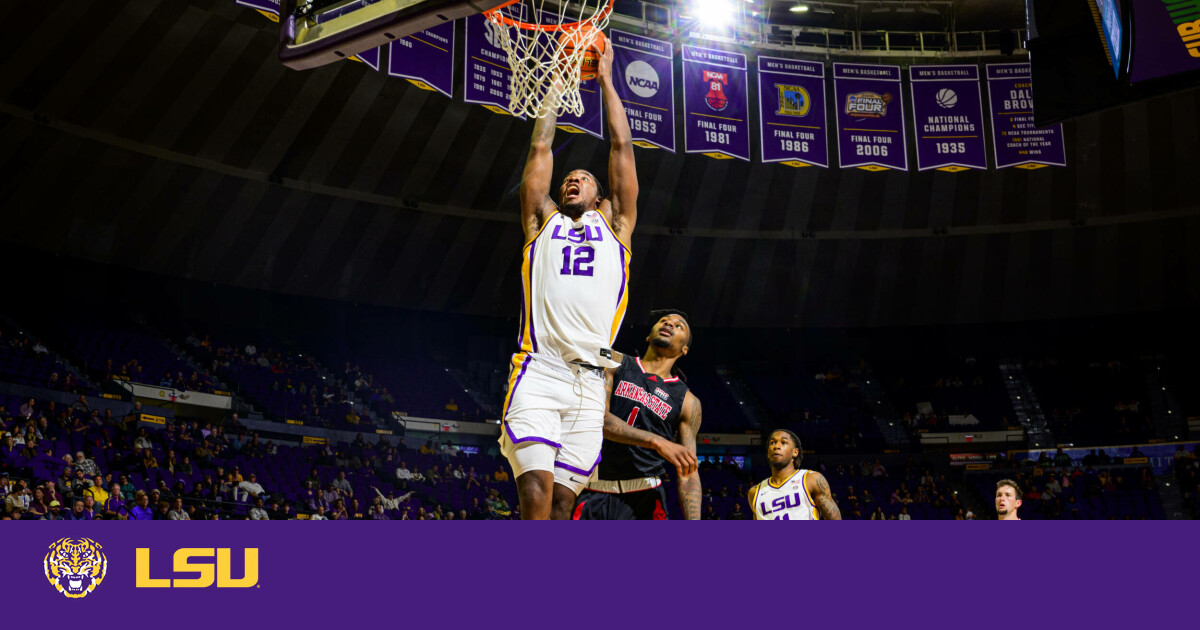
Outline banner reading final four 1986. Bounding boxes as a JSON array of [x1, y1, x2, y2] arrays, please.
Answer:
[[833, 63, 908, 171], [388, 21, 455, 98], [986, 63, 1066, 169], [611, 29, 675, 152], [757, 56, 828, 168], [683, 45, 750, 161], [908, 65, 987, 172]]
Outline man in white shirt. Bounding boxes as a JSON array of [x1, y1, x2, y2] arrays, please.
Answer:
[[238, 473, 266, 502], [310, 505, 328, 520], [168, 498, 190, 520], [371, 486, 412, 510], [249, 497, 269, 520], [898, 507, 912, 520], [395, 461, 424, 484]]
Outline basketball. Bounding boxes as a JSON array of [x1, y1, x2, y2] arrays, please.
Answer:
[[558, 28, 607, 82], [935, 88, 958, 108]]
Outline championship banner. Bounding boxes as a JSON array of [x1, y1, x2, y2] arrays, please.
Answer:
[[986, 63, 1066, 169], [542, 12, 603, 138], [464, 7, 526, 117], [611, 29, 675, 152], [234, 0, 280, 22], [757, 56, 828, 168], [682, 45, 750, 161], [388, 21, 455, 98], [351, 46, 381, 71], [1127, 0, 1200, 83], [908, 65, 987, 172], [833, 63, 908, 171]]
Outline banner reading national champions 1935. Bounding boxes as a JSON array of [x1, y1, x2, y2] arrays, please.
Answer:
[[611, 29, 676, 152], [757, 56, 828, 168], [683, 45, 751, 161], [908, 65, 987, 171], [833, 63, 908, 171], [986, 63, 1066, 169]]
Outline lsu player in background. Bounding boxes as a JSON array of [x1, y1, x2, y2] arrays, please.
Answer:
[[749, 430, 841, 520], [500, 43, 639, 520]]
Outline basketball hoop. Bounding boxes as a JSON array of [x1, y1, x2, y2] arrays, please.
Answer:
[[483, 0, 613, 118]]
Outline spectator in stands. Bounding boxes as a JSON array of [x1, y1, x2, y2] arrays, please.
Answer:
[[322, 483, 340, 507], [897, 507, 912, 520], [310, 505, 328, 520], [370, 504, 389, 520], [1053, 448, 1072, 467], [332, 499, 348, 520], [249, 498, 269, 520], [452, 465, 466, 481], [102, 484, 126, 519], [268, 500, 288, 521], [331, 471, 353, 498], [493, 467, 510, 483], [67, 470, 93, 501], [18, 398, 35, 420], [964, 509, 976, 520], [1026, 486, 1043, 501], [66, 499, 90, 520], [27, 487, 49, 518], [85, 476, 109, 505], [168, 497, 190, 520], [1046, 475, 1062, 496], [0, 433, 17, 458], [419, 440, 435, 456], [43, 480, 64, 506], [727, 503, 748, 520], [128, 492, 153, 521], [238, 473, 266, 502], [871, 459, 887, 478]]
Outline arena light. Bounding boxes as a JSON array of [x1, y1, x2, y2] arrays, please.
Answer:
[[790, 3, 809, 11], [694, 0, 735, 29]]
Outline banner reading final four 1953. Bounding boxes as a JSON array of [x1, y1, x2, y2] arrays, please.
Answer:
[[833, 63, 908, 171], [757, 56, 828, 168], [986, 63, 1066, 169], [683, 45, 750, 161], [611, 29, 675, 152], [388, 21, 455, 98], [908, 65, 987, 172]]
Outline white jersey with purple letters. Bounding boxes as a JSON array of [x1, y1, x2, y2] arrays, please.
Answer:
[[753, 469, 819, 520]]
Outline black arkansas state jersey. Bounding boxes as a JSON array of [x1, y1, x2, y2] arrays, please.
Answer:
[[599, 354, 691, 480]]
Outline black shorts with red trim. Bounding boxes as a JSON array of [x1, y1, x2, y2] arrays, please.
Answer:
[[572, 485, 669, 520]]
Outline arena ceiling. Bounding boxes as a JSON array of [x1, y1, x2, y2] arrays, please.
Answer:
[[1, 0, 1198, 328]]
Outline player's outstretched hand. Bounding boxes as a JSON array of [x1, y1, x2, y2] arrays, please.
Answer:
[[653, 437, 697, 477], [597, 37, 614, 83]]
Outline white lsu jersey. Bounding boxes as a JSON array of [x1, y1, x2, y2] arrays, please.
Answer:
[[517, 209, 630, 368], [753, 469, 819, 520]]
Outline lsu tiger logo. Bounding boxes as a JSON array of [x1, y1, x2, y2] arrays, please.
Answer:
[[44, 537, 108, 599]]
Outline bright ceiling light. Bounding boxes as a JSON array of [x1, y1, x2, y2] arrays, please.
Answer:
[[790, 4, 809, 11], [694, 0, 735, 29]]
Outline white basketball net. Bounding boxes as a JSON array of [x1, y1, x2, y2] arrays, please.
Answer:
[[484, 0, 612, 118]]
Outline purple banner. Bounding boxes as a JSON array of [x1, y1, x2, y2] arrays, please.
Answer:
[[1128, 0, 1200, 83], [388, 21, 455, 98], [682, 45, 750, 161], [235, 0, 280, 22], [464, 8, 525, 117], [986, 63, 1066, 170], [833, 63, 908, 171], [540, 12, 603, 138], [3, 523, 1194, 629], [350, 46, 381, 71], [611, 29, 675, 152], [757, 56, 828, 168], [908, 65, 987, 172]]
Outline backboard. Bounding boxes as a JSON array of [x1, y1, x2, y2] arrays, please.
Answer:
[[279, 0, 511, 70]]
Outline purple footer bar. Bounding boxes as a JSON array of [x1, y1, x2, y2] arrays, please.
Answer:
[[4, 522, 1188, 628]]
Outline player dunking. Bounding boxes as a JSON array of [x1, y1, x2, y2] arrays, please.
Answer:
[[574, 311, 702, 520], [500, 43, 638, 519], [749, 430, 841, 520], [995, 479, 1022, 520]]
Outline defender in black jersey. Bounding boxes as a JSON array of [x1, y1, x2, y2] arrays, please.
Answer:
[[573, 311, 703, 520]]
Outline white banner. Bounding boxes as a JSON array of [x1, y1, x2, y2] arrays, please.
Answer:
[[121, 381, 232, 410]]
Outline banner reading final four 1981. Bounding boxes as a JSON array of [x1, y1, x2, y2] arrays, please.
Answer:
[[908, 65, 987, 172], [757, 56, 828, 168], [611, 29, 676, 152], [388, 21, 455, 98], [986, 63, 1066, 169], [682, 45, 750, 161], [833, 63, 908, 171]]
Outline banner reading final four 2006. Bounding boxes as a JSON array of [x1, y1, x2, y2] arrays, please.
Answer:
[[464, 7, 525, 117], [908, 65, 987, 172], [833, 63, 907, 171], [611, 30, 675, 152], [683, 45, 750, 161], [757, 56, 828, 168], [388, 21, 455, 98], [986, 63, 1066, 169]]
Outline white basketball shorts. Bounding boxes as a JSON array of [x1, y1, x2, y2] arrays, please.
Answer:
[[499, 352, 606, 495]]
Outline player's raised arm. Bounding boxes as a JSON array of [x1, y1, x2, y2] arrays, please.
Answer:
[[806, 471, 842, 520], [676, 392, 702, 520], [746, 485, 759, 520], [520, 100, 560, 242], [596, 43, 638, 243]]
